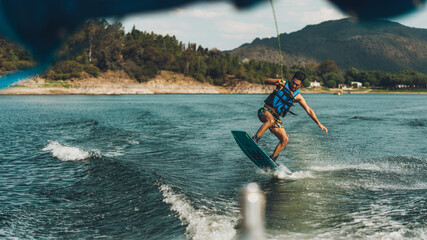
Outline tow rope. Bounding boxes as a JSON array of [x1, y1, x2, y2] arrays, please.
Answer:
[[269, 0, 285, 84]]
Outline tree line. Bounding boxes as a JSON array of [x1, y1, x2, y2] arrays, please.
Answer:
[[307, 60, 427, 89], [42, 19, 284, 86], [0, 19, 425, 89]]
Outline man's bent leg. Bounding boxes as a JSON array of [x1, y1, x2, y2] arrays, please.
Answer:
[[254, 111, 275, 141], [270, 127, 289, 160]]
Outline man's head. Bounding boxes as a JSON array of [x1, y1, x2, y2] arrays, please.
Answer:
[[289, 71, 306, 91]]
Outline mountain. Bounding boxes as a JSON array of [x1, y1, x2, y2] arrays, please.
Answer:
[[229, 18, 427, 73]]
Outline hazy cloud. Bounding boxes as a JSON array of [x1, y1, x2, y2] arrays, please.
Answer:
[[173, 7, 228, 19], [216, 20, 270, 34], [189, 9, 228, 18], [302, 7, 346, 24], [391, 3, 427, 28]]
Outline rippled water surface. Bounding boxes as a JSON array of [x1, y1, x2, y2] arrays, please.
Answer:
[[0, 94, 426, 239]]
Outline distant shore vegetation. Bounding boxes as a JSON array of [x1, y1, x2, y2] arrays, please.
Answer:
[[0, 19, 426, 90]]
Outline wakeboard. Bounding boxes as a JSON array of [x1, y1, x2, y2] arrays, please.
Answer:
[[231, 130, 291, 176]]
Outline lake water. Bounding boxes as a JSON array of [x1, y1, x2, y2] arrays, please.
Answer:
[[0, 94, 426, 239]]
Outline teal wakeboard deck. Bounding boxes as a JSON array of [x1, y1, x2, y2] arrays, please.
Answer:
[[231, 130, 291, 176]]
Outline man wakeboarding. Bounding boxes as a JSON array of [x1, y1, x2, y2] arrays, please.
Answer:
[[252, 71, 328, 162]]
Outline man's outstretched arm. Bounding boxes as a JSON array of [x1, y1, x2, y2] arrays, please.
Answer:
[[296, 95, 328, 133]]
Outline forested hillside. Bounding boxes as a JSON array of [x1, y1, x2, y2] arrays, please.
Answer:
[[230, 18, 427, 74]]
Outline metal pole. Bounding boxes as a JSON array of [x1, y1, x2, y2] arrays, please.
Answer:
[[236, 182, 266, 240]]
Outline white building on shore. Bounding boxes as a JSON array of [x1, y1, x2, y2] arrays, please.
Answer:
[[351, 81, 363, 88], [310, 81, 321, 88], [338, 84, 353, 90]]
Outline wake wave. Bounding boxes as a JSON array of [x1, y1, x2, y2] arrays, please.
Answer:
[[269, 227, 427, 240], [309, 163, 384, 173], [42, 140, 92, 161], [310, 155, 426, 175], [309, 156, 427, 190], [158, 184, 237, 240]]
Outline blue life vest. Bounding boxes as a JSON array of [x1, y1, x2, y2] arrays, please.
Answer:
[[264, 80, 300, 117]]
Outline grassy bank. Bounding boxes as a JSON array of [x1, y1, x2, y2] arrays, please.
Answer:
[[368, 88, 427, 94], [302, 87, 427, 94]]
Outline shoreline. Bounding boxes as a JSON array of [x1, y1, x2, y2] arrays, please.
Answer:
[[0, 71, 274, 95], [1, 71, 425, 95]]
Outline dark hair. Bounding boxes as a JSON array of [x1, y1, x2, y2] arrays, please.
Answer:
[[292, 71, 306, 81]]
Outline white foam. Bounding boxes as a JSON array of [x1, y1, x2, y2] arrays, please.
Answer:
[[126, 139, 140, 145], [0, 229, 20, 240], [42, 140, 91, 161], [308, 162, 415, 176], [259, 165, 314, 180], [103, 151, 124, 157], [347, 180, 427, 191], [259, 168, 286, 179], [268, 226, 427, 240], [103, 139, 139, 157], [310, 163, 427, 190], [309, 163, 383, 173], [103, 146, 125, 157], [288, 170, 315, 180], [336, 203, 427, 240], [158, 184, 237, 240]]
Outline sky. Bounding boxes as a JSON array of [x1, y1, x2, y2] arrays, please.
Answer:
[[119, 0, 427, 51]]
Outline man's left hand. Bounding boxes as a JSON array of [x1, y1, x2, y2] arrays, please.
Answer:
[[319, 124, 328, 133]]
